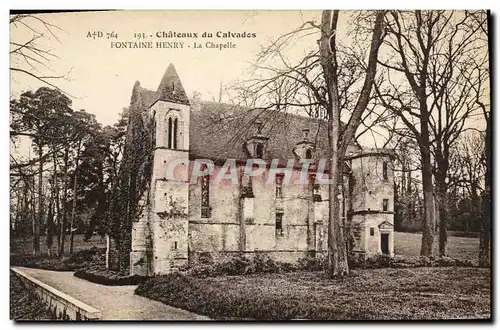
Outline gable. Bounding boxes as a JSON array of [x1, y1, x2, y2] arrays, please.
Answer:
[[378, 221, 394, 230]]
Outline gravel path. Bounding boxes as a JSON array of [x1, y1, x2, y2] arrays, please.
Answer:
[[12, 266, 210, 320]]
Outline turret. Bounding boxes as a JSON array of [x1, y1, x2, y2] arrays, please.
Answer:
[[347, 149, 395, 257]]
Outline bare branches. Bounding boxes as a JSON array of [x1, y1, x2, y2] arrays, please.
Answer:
[[10, 13, 70, 95]]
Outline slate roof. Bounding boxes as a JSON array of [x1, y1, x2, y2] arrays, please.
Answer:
[[189, 101, 337, 161], [142, 64, 190, 107], [136, 64, 360, 162]]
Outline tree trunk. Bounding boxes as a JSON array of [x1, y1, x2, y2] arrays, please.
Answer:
[[53, 152, 61, 252], [69, 141, 82, 255], [479, 114, 491, 266], [46, 199, 54, 256], [327, 155, 349, 277], [58, 148, 69, 257], [319, 10, 349, 278], [436, 174, 447, 257], [418, 92, 435, 256], [33, 145, 43, 256], [419, 143, 435, 256], [14, 192, 21, 236]]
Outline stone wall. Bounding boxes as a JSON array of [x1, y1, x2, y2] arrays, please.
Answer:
[[11, 267, 101, 320], [187, 165, 331, 263]]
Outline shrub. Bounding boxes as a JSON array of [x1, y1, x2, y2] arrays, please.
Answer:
[[296, 255, 326, 271], [67, 247, 106, 264], [10, 271, 55, 320], [184, 253, 299, 278], [182, 252, 476, 278], [347, 253, 476, 270], [74, 264, 146, 286]]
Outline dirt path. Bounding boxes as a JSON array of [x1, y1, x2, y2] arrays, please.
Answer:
[[12, 266, 210, 320]]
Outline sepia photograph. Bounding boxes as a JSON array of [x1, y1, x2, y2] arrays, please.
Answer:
[[9, 9, 491, 321]]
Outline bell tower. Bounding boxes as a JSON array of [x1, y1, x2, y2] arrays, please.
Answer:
[[131, 64, 191, 275]]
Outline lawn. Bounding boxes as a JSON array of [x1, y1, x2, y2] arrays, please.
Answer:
[[11, 232, 478, 259], [136, 231, 489, 320], [136, 267, 491, 320], [10, 234, 107, 271], [394, 231, 480, 261], [10, 234, 106, 257]]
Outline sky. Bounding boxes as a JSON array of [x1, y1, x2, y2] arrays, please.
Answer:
[[10, 10, 334, 126], [10, 10, 489, 157]]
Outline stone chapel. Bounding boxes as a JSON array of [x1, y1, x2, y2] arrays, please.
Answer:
[[126, 64, 395, 276]]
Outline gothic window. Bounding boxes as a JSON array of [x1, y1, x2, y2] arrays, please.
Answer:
[[167, 116, 179, 150], [256, 143, 264, 158], [167, 117, 173, 149], [275, 212, 284, 236], [173, 118, 178, 149], [276, 174, 283, 199], [383, 198, 389, 211], [383, 161, 388, 181], [201, 164, 211, 218], [306, 148, 313, 159]]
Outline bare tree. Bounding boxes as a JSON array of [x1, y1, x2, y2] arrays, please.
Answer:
[[232, 11, 386, 277], [375, 10, 487, 256], [466, 11, 491, 266], [10, 13, 70, 94]]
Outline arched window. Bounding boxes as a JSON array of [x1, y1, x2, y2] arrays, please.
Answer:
[[173, 118, 178, 149], [167, 117, 173, 149], [306, 149, 313, 159]]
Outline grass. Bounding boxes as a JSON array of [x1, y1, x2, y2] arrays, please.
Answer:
[[136, 232, 488, 320], [10, 234, 106, 257], [10, 235, 107, 271], [394, 231, 480, 261], [136, 267, 491, 320]]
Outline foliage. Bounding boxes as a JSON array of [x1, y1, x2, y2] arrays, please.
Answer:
[[10, 271, 55, 320], [74, 265, 146, 286], [105, 83, 154, 271], [178, 245, 477, 280], [183, 253, 297, 278], [349, 254, 474, 269], [10, 85, 131, 258]]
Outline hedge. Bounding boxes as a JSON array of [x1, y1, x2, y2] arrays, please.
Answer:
[[74, 265, 146, 286]]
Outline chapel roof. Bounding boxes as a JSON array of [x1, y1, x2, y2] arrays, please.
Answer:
[[135, 64, 363, 162], [188, 100, 338, 161]]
